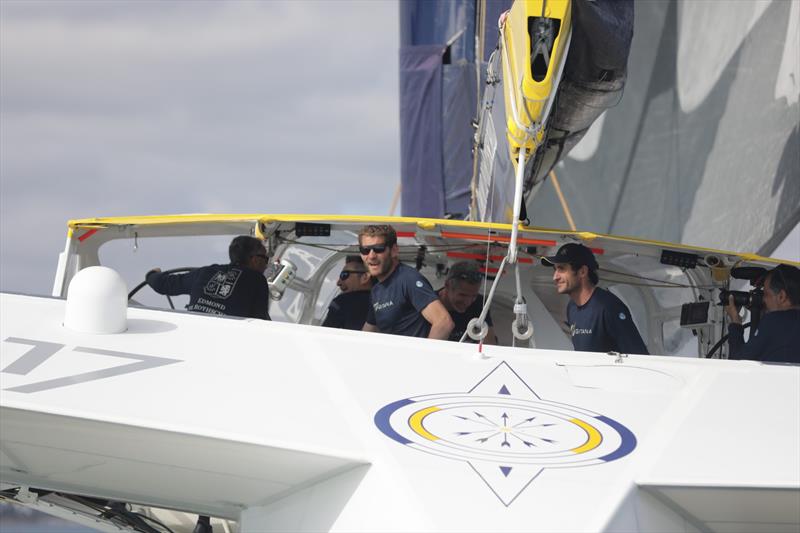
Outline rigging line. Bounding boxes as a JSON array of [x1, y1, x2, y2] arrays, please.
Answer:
[[482, 111, 501, 301], [599, 267, 717, 289], [549, 170, 576, 231], [388, 183, 401, 216], [601, 280, 714, 290]]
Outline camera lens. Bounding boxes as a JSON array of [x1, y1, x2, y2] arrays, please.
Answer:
[[719, 289, 751, 307]]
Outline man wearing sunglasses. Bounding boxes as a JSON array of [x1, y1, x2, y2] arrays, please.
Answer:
[[322, 255, 373, 330], [438, 261, 497, 344], [146, 235, 270, 320], [726, 264, 800, 363], [359, 225, 454, 339]]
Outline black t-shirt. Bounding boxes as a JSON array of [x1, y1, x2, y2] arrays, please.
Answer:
[[146, 264, 270, 320], [322, 290, 371, 330], [728, 308, 800, 363], [365, 263, 438, 338], [566, 287, 648, 354], [437, 288, 493, 342]]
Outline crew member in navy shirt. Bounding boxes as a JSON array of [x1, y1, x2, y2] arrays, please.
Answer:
[[322, 255, 373, 330], [146, 235, 270, 320], [542, 243, 648, 354], [360, 225, 454, 339], [437, 261, 497, 344], [725, 264, 800, 364]]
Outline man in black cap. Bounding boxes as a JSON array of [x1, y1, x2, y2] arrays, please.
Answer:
[[542, 243, 648, 355]]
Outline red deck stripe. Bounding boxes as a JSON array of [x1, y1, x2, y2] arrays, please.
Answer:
[[396, 231, 416, 238], [78, 229, 98, 242]]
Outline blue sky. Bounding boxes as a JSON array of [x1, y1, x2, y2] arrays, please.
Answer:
[[0, 0, 400, 294]]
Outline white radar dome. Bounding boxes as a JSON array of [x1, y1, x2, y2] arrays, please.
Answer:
[[64, 266, 128, 334]]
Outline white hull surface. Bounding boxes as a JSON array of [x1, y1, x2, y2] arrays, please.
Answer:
[[2, 291, 798, 532]]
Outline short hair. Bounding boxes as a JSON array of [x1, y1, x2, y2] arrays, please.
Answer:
[[358, 225, 397, 247], [446, 261, 483, 288], [576, 263, 599, 285], [344, 255, 367, 273], [558, 261, 599, 285], [229, 235, 264, 265], [767, 264, 800, 305]]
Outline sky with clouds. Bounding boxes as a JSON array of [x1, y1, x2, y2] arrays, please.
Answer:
[[1, 0, 400, 295], [2, 0, 797, 299]]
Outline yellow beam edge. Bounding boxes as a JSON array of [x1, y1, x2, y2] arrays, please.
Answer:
[[62, 213, 796, 266]]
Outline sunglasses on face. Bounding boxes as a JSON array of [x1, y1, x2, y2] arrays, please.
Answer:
[[359, 244, 387, 255], [339, 270, 366, 281]]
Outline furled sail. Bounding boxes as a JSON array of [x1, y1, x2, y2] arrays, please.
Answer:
[[398, 0, 634, 225]]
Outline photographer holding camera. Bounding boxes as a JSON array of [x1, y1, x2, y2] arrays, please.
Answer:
[[725, 264, 800, 363]]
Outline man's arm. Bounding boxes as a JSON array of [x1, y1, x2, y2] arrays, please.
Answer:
[[725, 295, 748, 359], [362, 298, 378, 332], [728, 313, 777, 361], [727, 323, 747, 359], [146, 268, 195, 296], [606, 305, 649, 355], [421, 300, 454, 340]]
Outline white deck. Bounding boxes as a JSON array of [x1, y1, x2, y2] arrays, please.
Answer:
[[2, 292, 798, 532]]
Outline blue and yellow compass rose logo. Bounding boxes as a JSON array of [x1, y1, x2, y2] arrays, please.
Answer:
[[374, 361, 636, 506]]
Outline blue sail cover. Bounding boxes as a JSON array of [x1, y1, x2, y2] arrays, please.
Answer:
[[399, 0, 510, 218]]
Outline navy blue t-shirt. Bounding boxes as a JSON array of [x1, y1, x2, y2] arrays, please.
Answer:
[[146, 264, 270, 320], [566, 287, 648, 354], [728, 308, 800, 364], [322, 290, 371, 330], [437, 288, 493, 342], [365, 263, 438, 338]]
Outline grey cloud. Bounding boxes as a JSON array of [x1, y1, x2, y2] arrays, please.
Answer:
[[1, 0, 400, 294]]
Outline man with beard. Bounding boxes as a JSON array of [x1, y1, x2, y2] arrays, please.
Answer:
[[542, 243, 648, 354], [322, 255, 373, 330], [359, 225, 453, 339], [438, 261, 497, 344]]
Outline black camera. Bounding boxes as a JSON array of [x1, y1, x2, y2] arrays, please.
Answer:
[[719, 267, 767, 311], [718, 266, 768, 330], [717, 266, 767, 309], [718, 288, 762, 309]]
